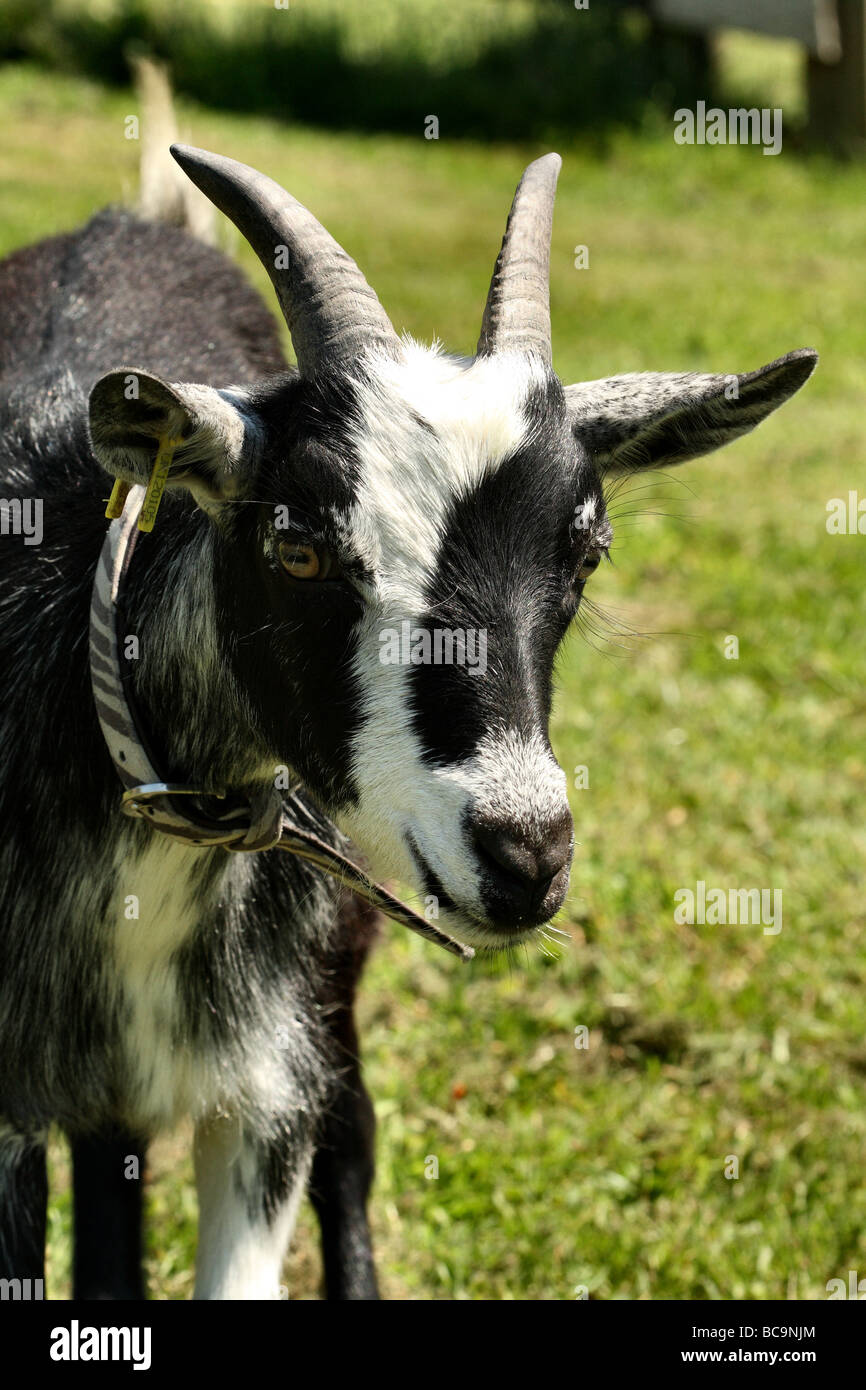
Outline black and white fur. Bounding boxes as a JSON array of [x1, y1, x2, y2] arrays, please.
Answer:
[[0, 145, 816, 1298]]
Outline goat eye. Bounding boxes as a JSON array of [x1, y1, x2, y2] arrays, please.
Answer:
[[577, 550, 602, 582], [278, 540, 335, 581]]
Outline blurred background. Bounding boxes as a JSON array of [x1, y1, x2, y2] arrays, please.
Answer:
[[1, 0, 863, 1300]]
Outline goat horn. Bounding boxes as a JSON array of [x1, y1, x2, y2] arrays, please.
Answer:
[[476, 153, 561, 364], [170, 145, 400, 376]]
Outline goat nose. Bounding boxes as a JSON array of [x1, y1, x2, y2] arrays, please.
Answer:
[[473, 810, 573, 924]]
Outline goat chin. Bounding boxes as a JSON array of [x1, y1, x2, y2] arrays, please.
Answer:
[[429, 902, 547, 953]]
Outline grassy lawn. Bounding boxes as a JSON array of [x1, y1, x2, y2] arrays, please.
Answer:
[[1, 62, 863, 1301]]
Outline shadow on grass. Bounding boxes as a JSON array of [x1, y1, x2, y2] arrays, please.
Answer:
[[0, 0, 719, 142]]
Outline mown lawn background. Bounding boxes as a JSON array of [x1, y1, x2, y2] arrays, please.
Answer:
[[0, 48, 863, 1299]]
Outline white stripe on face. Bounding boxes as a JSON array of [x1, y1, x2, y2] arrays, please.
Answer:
[[345, 341, 547, 606]]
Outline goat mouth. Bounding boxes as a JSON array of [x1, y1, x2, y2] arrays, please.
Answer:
[[406, 834, 459, 914], [406, 834, 541, 951]]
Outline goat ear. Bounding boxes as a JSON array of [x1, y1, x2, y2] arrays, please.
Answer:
[[564, 349, 817, 474], [88, 368, 256, 506]]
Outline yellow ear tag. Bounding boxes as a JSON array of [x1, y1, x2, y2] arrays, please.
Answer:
[[137, 435, 184, 533], [105, 478, 131, 519]]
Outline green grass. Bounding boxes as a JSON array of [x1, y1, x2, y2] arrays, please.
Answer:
[[2, 63, 864, 1301]]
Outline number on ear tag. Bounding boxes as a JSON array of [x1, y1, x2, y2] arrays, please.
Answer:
[[138, 435, 184, 533]]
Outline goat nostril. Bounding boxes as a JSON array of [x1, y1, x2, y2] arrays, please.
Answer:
[[473, 817, 572, 909]]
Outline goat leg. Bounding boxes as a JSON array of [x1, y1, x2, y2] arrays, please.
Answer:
[[70, 1127, 146, 1300]]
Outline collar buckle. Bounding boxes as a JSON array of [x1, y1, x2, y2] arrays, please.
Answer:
[[121, 783, 227, 819]]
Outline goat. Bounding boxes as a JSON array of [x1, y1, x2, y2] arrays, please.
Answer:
[[0, 143, 816, 1299]]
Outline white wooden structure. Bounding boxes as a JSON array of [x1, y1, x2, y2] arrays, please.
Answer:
[[654, 1, 841, 61]]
